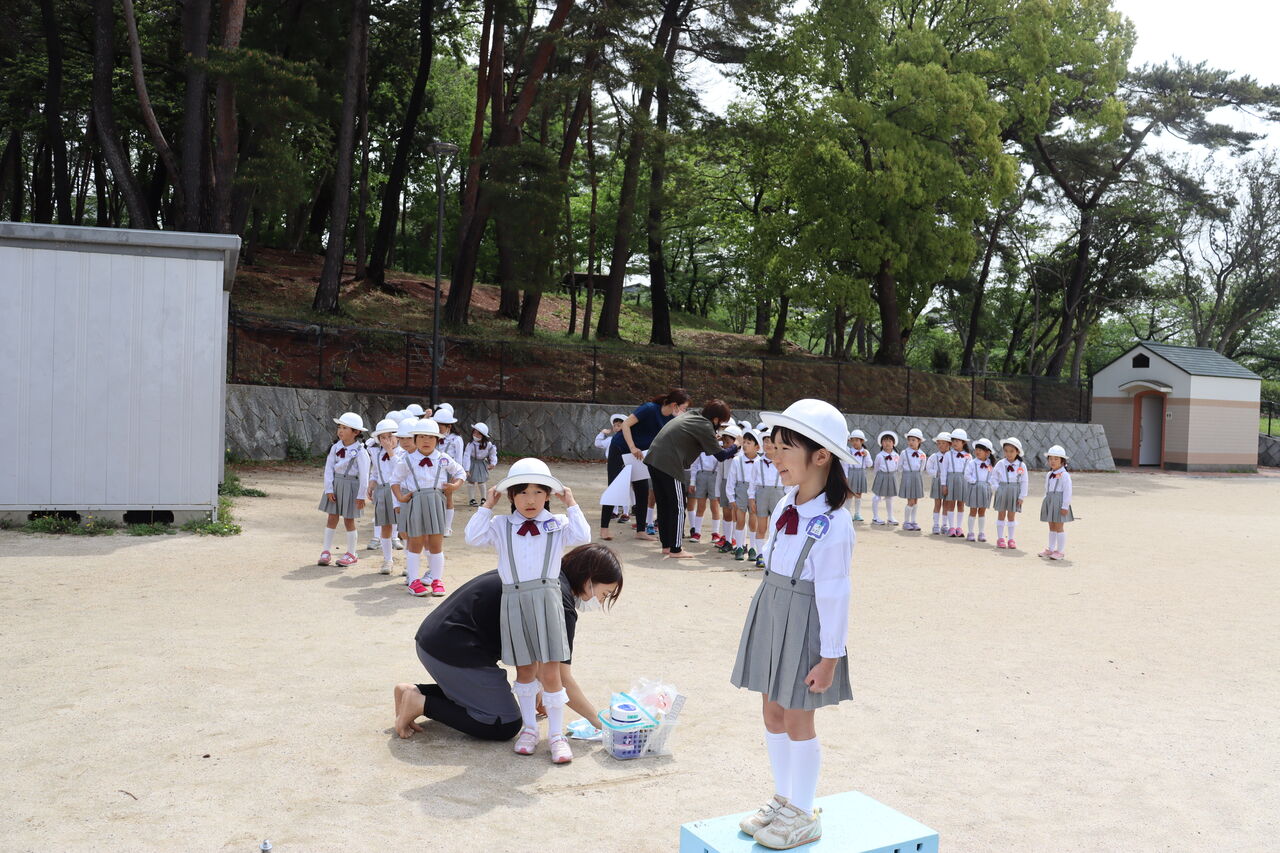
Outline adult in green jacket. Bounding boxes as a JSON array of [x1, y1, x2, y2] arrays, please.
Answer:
[[645, 399, 738, 557]]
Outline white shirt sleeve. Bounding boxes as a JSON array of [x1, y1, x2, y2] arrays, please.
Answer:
[[689, 455, 704, 477], [464, 506, 501, 547], [1060, 470, 1073, 510], [391, 457, 411, 493], [322, 444, 337, 494], [563, 504, 591, 547], [1019, 464, 1029, 500], [356, 445, 370, 494], [462, 443, 474, 468], [443, 452, 467, 483], [964, 458, 977, 484], [813, 520, 854, 659], [595, 431, 611, 451], [725, 458, 740, 495], [925, 452, 938, 477], [487, 443, 498, 467]]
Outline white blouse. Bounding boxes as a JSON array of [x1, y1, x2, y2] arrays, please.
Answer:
[[944, 448, 971, 477], [323, 439, 370, 495], [391, 449, 466, 494], [1044, 468, 1073, 510], [764, 490, 854, 659], [465, 505, 591, 584], [725, 453, 763, 498], [925, 450, 946, 477], [993, 457, 1029, 499], [873, 450, 900, 474], [756, 457, 783, 489], [689, 452, 720, 477], [900, 447, 928, 472], [964, 455, 997, 486], [462, 440, 498, 469], [440, 433, 465, 468], [846, 446, 873, 470], [369, 444, 403, 486]]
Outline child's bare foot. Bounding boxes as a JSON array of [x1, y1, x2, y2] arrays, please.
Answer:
[[600, 529, 613, 541], [663, 550, 694, 559], [394, 684, 426, 738], [635, 531, 655, 540]]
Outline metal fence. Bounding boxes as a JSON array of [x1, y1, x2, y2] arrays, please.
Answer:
[[1264, 400, 1279, 436], [227, 311, 1093, 422]]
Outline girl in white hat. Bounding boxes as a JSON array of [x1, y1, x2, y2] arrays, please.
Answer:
[[731, 399, 855, 850], [317, 412, 371, 567], [751, 438, 787, 568], [433, 406, 465, 536], [897, 428, 928, 530], [942, 428, 971, 537], [390, 419, 467, 596], [925, 431, 952, 534], [367, 419, 403, 574], [462, 423, 498, 506], [870, 430, 900, 526], [465, 458, 591, 763], [1040, 445, 1074, 560], [963, 438, 997, 542], [993, 438, 1028, 549], [843, 429, 871, 522], [391, 419, 417, 549]]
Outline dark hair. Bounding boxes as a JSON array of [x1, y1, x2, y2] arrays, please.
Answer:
[[506, 483, 551, 513], [743, 433, 759, 448], [772, 427, 853, 510], [561, 543, 624, 609], [701, 399, 731, 425], [472, 430, 490, 449], [1002, 444, 1024, 462], [651, 388, 690, 408]]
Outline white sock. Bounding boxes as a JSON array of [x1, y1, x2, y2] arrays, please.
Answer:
[[1057, 531, 1067, 552], [871, 496, 881, 521], [445, 508, 455, 531], [405, 551, 421, 583], [345, 530, 357, 555], [543, 687, 568, 739], [765, 730, 792, 800], [427, 551, 444, 581], [513, 680, 541, 733], [933, 512, 940, 529], [952, 510, 961, 529], [967, 515, 975, 534], [978, 516, 986, 535], [1008, 520, 1017, 539], [996, 520, 1006, 539], [647, 507, 656, 525], [854, 497, 862, 516], [322, 527, 335, 550], [788, 737, 822, 816], [1047, 531, 1058, 551], [690, 514, 701, 534], [886, 497, 896, 522], [736, 525, 747, 546], [391, 523, 399, 539], [380, 537, 392, 562]]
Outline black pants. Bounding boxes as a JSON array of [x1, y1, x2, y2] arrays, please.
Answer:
[[649, 466, 686, 552], [601, 443, 649, 529], [414, 684, 522, 741]]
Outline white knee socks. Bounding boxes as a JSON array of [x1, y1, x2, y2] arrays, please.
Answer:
[[789, 737, 822, 816], [380, 537, 392, 563], [1057, 531, 1067, 552], [1007, 520, 1016, 539], [405, 551, 421, 583], [853, 497, 862, 517], [967, 514, 975, 534], [543, 688, 568, 739], [445, 508, 455, 532], [690, 514, 701, 534], [322, 527, 335, 550], [765, 730, 791, 800], [513, 679, 541, 732], [933, 511, 941, 529], [346, 530, 358, 555], [885, 497, 896, 523], [871, 495, 882, 521], [646, 507, 656, 525], [978, 515, 986, 535], [426, 551, 444, 581]]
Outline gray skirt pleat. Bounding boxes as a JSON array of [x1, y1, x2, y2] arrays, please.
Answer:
[[944, 472, 966, 503], [897, 470, 924, 499], [402, 488, 447, 537], [500, 581, 570, 666], [846, 466, 868, 494], [993, 483, 1022, 513], [1040, 491, 1075, 523], [731, 572, 852, 710], [734, 482, 752, 510], [468, 458, 490, 484], [318, 474, 362, 518], [967, 481, 992, 508], [372, 483, 397, 526], [929, 474, 944, 500], [755, 485, 786, 517], [693, 471, 717, 499], [872, 470, 897, 497]]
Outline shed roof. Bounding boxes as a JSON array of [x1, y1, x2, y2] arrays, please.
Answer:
[[1099, 342, 1260, 381]]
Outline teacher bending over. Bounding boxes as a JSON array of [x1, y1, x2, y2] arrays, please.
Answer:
[[394, 544, 623, 741], [645, 399, 738, 558], [601, 388, 690, 540]]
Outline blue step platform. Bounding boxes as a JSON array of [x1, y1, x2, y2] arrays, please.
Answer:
[[679, 791, 938, 853]]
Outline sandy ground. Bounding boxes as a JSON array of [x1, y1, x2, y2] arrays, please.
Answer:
[[2, 463, 1278, 852]]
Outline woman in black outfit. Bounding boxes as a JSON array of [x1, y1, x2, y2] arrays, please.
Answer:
[[600, 388, 690, 540]]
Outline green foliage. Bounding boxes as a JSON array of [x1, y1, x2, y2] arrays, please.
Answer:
[[182, 497, 242, 536], [219, 471, 268, 498], [285, 435, 311, 461], [24, 514, 119, 536], [127, 522, 176, 536]]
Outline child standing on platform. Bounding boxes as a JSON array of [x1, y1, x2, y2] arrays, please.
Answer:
[[964, 438, 997, 542], [925, 431, 951, 535], [462, 423, 498, 506], [391, 419, 466, 597], [870, 431, 900, 526], [317, 412, 370, 567], [1040, 445, 1074, 561], [993, 438, 1028, 550], [897, 428, 927, 530], [731, 399, 855, 850]]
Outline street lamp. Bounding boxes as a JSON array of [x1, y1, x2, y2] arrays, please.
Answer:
[[427, 141, 459, 410]]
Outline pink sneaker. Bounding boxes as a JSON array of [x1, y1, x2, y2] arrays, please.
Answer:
[[430, 579, 446, 597], [407, 579, 431, 597], [514, 727, 538, 755], [549, 735, 573, 764], [996, 538, 1007, 549], [1007, 539, 1017, 550], [1039, 548, 1053, 557], [1050, 551, 1065, 561], [336, 552, 358, 567], [966, 532, 976, 542], [317, 550, 332, 566]]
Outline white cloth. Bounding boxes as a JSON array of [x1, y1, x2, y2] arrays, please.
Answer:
[[439, 433, 465, 468], [461, 439, 498, 469], [465, 505, 590, 584], [925, 450, 945, 478], [993, 457, 1029, 499], [846, 446, 872, 472], [1044, 468, 1073, 510], [322, 439, 370, 495], [964, 455, 997, 485], [900, 447, 927, 472], [757, 457, 782, 489], [689, 452, 719, 477], [943, 448, 971, 480], [725, 453, 763, 499], [765, 489, 853, 658], [391, 449, 466, 493], [594, 430, 613, 456], [369, 444, 402, 486], [872, 450, 900, 474]]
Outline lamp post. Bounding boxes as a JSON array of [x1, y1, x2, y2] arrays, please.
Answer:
[[426, 141, 459, 409]]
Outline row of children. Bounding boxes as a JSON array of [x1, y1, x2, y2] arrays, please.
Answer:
[[317, 402, 501, 596]]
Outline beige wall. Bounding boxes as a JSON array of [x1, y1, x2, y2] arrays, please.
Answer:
[[1092, 398, 1133, 462]]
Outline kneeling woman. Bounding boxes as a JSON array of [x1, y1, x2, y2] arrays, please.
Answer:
[[393, 544, 623, 747]]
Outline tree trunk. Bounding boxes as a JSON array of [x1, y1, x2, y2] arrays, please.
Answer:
[[37, 0, 73, 223], [367, 0, 436, 289], [960, 212, 1005, 373], [0, 127, 19, 219], [122, 0, 185, 220], [566, 185, 578, 336], [8, 129, 24, 221], [91, 136, 109, 225], [1043, 210, 1091, 377], [353, 61, 371, 279], [582, 99, 597, 341], [768, 294, 791, 356], [180, 0, 212, 230], [313, 0, 370, 313], [212, 0, 247, 233], [646, 38, 678, 347], [871, 260, 906, 365]]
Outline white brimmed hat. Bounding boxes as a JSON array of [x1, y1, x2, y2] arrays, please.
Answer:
[[950, 427, 970, 442], [372, 418, 398, 437], [742, 429, 761, 445], [473, 422, 490, 438], [333, 412, 365, 431], [495, 457, 564, 494], [1002, 437, 1024, 454], [721, 423, 743, 439], [395, 418, 418, 438], [610, 413, 626, 423], [974, 437, 994, 453], [755, 422, 767, 433], [848, 429, 866, 441], [877, 430, 898, 446], [434, 408, 457, 424], [1046, 444, 1069, 460], [906, 428, 924, 440], [761, 399, 855, 465], [385, 410, 403, 422], [934, 431, 952, 443], [405, 404, 424, 417], [412, 418, 442, 437]]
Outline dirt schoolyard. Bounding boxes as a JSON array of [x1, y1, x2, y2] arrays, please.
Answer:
[[2, 463, 1277, 851]]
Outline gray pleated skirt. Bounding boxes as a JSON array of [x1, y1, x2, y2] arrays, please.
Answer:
[[731, 571, 853, 711], [846, 466, 867, 494], [402, 488, 447, 537], [929, 474, 944, 500], [734, 482, 752, 511], [872, 470, 897, 497], [1040, 491, 1075, 523], [372, 483, 397, 526], [897, 470, 924, 499], [500, 580, 570, 666], [944, 472, 966, 504], [693, 471, 717, 499], [993, 483, 1022, 513], [318, 474, 363, 518], [967, 482, 992, 508], [755, 485, 786, 516], [468, 458, 490, 484]]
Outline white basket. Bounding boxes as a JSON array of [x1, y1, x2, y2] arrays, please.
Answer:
[[597, 693, 676, 760]]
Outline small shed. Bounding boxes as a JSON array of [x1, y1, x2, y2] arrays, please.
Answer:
[[0, 222, 241, 522], [1091, 342, 1261, 471]]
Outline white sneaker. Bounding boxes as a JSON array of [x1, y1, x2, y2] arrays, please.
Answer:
[[444, 528, 453, 537], [379, 561, 394, 575], [739, 795, 789, 836], [366, 540, 380, 550], [393, 538, 405, 550], [753, 805, 822, 849]]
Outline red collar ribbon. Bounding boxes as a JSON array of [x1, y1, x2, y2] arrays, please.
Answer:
[[776, 505, 800, 535], [517, 519, 541, 536], [419, 457, 433, 467], [336, 448, 346, 458]]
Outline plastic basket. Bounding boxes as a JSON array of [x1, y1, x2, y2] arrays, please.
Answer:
[[597, 693, 664, 760]]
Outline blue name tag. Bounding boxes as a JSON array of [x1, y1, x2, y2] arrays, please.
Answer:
[[543, 519, 560, 534], [805, 516, 830, 540]]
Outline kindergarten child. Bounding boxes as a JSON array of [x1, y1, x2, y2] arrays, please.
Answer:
[[964, 438, 997, 542], [897, 428, 927, 530], [843, 429, 871, 521], [597, 414, 629, 522], [716, 424, 743, 551], [726, 430, 764, 561], [317, 412, 371, 567], [925, 431, 951, 534], [433, 406, 465, 536], [870, 430, 900, 526], [368, 418, 403, 574], [465, 458, 590, 764], [390, 418, 466, 597], [462, 423, 498, 506], [993, 438, 1028, 549], [1040, 444, 1074, 561], [752, 444, 786, 568], [687, 447, 722, 542], [731, 399, 855, 850], [942, 428, 971, 537]]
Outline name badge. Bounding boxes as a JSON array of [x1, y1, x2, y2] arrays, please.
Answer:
[[805, 516, 830, 540], [543, 519, 560, 534]]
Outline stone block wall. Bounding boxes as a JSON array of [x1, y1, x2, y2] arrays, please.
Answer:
[[225, 384, 1116, 470], [1260, 434, 1280, 468]]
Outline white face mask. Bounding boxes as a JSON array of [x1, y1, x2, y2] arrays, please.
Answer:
[[577, 583, 605, 613]]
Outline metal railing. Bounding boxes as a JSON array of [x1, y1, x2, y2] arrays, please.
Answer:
[[1263, 400, 1278, 436]]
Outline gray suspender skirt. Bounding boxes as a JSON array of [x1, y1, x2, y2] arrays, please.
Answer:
[[499, 521, 571, 667], [402, 458, 448, 537], [730, 529, 853, 711], [318, 446, 365, 518], [372, 453, 397, 526], [846, 460, 868, 494]]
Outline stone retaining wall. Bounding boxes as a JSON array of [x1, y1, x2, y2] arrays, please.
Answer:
[[226, 384, 1116, 470], [1260, 434, 1280, 468]]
